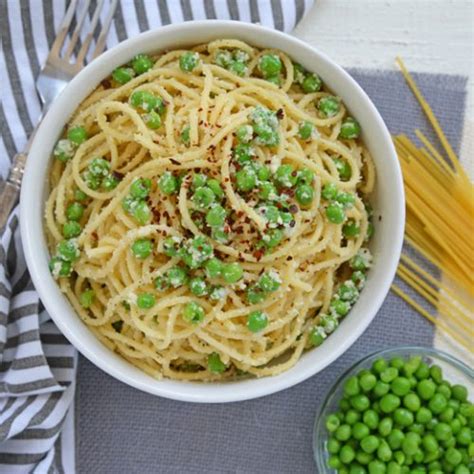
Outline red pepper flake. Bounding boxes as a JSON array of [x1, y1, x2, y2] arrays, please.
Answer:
[[276, 108, 284, 119], [287, 256, 293, 261], [290, 220, 296, 227], [170, 158, 180, 165], [289, 204, 298, 214], [253, 249, 264, 261]]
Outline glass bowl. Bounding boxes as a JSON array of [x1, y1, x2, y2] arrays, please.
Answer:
[[313, 346, 474, 473]]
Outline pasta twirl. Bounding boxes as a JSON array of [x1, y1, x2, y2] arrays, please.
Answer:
[[45, 40, 375, 381]]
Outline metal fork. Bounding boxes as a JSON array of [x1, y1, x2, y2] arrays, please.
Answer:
[[0, 0, 117, 229]]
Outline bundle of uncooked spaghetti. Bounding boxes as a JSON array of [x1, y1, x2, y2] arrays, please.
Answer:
[[392, 58, 473, 352]]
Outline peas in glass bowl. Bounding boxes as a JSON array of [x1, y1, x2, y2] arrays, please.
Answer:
[[313, 347, 473, 473]]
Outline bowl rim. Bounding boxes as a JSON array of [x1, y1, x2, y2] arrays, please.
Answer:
[[313, 345, 474, 472], [20, 19, 405, 403]]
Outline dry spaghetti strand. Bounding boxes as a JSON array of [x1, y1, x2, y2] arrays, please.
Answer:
[[393, 58, 474, 352]]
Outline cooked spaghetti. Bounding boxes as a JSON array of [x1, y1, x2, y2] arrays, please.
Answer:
[[45, 39, 375, 381]]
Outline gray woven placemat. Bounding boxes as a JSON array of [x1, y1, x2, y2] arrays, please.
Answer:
[[75, 69, 467, 474]]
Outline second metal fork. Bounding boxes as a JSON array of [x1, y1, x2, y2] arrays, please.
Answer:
[[0, 0, 117, 229]]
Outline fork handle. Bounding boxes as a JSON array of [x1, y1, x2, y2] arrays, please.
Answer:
[[0, 152, 28, 230]]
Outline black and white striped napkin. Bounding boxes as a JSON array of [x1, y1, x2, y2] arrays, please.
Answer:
[[0, 1, 314, 472]]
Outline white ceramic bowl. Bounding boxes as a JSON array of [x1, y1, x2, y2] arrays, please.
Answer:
[[20, 20, 405, 403]]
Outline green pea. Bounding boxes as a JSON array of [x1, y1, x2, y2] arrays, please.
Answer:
[[327, 437, 341, 453], [233, 143, 254, 164], [206, 204, 227, 227], [275, 164, 298, 188], [361, 435, 380, 454], [258, 272, 281, 292], [112, 67, 135, 84], [79, 289, 94, 308], [130, 90, 158, 112], [253, 163, 270, 182], [445, 447, 462, 466], [340, 444, 356, 464], [327, 456, 341, 469], [330, 298, 350, 317], [295, 184, 314, 206], [204, 257, 223, 279], [381, 367, 399, 383], [154, 276, 169, 292], [57, 239, 80, 262], [236, 166, 257, 192], [132, 54, 153, 74], [53, 138, 75, 162], [362, 409, 379, 430], [182, 301, 205, 323], [253, 122, 280, 147], [222, 262, 243, 283], [344, 376, 361, 397], [193, 186, 215, 209], [66, 202, 84, 221], [296, 169, 313, 187], [293, 63, 306, 84], [258, 54, 282, 77], [179, 52, 199, 72], [322, 182, 338, 200], [351, 394, 370, 412], [215, 50, 232, 67], [88, 158, 110, 179], [351, 253, 369, 271], [132, 201, 151, 225], [181, 125, 191, 146], [434, 422, 452, 441], [301, 73, 322, 93], [236, 124, 253, 143], [335, 424, 352, 442], [137, 292, 156, 309], [326, 202, 346, 224], [355, 451, 373, 466], [207, 179, 224, 198], [308, 326, 326, 347], [121, 196, 136, 214], [182, 236, 213, 268], [246, 284, 265, 304], [386, 462, 401, 474], [373, 381, 390, 398], [439, 408, 454, 424], [144, 110, 162, 129], [404, 393, 421, 412], [247, 310, 268, 333], [451, 385, 468, 402], [353, 422, 370, 440], [359, 373, 377, 392], [391, 377, 411, 397], [158, 171, 178, 195], [343, 220, 360, 238], [189, 277, 208, 297], [49, 257, 72, 278], [102, 174, 120, 191], [167, 266, 188, 288], [402, 432, 420, 456], [67, 126, 87, 145], [378, 441, 393, 462], [351, 270, 366, 289], [415, 407, 432, 425], [208, 352, 226, 373], [298, 121, 315, 140], [74, 189, 87, 202], [380, 394, 401, 414], [429, 394, 448, 415], [264, 228, 284, 248], [415, 362, 430, 380], [131, 238, 153, 259], [393, 408, 414, 427], [387, 429, 405, 450], [229, 60, 247, 76], [318, 96, 340, 117], [344, 409, 359, 425], [259, 182, 278, 200], [379, 417, 393, 437], [130, 178, 151, 199], [63, 221, 82, 238], [334, 158, 352, 181], [340, 117, 361, 139]]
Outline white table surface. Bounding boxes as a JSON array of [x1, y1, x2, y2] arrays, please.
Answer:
[[294, 0, 473, 173]]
